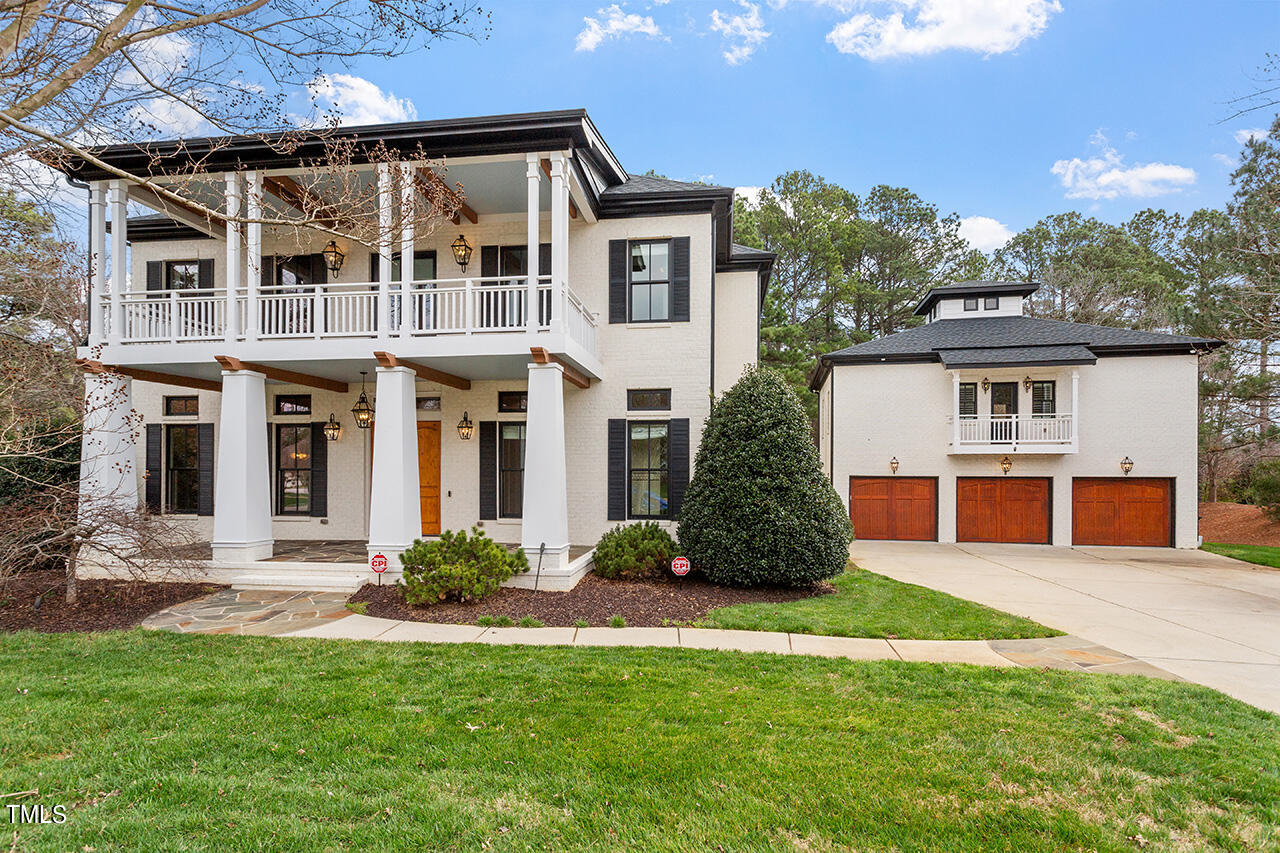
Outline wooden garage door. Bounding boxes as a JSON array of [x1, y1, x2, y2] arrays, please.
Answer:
[[956, 477, 1051, 544], [849, 477, 937, 541], [1072, 478, 1171, 547]]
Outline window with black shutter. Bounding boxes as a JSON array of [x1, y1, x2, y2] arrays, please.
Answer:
[[628, 240, 671, 323], [959, 383, 978, 417], [275, 424, 312, 514], [166, 425, 199, 514], [1032, 381, 1056, 416], [498, 423, 526, 518], [628, 421, 669, 519]]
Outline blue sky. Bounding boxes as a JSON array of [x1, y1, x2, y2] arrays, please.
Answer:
[[230, 2, 1280, 250]]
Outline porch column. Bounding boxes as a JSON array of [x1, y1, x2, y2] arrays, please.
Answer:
[[952, 372, 961, 448], [224, 173, 242, 342], [1070, 369, 1080, 451], [245, 171, 262, 342], [399, 162, 414, 336], [526, 153, 541, 333], [520, 360, 570, 571], [377, 163, 393, 339], [211, 369, 273, 561], [88, 182, 106, 346], [549, 152, 569, 335], [78, 372, 139, 541], [107, 180, 127, 346], [367, 365, 421, 564]]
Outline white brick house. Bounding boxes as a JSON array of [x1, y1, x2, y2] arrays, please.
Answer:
[[812, 281, 1221, 549], [62, 110, 772, 588]]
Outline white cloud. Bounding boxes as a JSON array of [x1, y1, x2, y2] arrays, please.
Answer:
[[826, 0, 1060, 60], [710, 2, 770, 65], [130, 96, 211, 137], [1213, 153, 1236, 168], [736, 185, 765, 206], [958, 215, 1014, 252], [1050, 132, 1196, 200], [306, 74, 417, 126], [575, 5, 664, 52], [1233, 127, 1269, 145]]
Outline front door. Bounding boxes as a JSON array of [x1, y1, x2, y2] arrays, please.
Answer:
[[417, 421, 441, 536], [990, 382, 1018, 442]]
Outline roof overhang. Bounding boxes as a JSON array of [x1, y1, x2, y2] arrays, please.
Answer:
[[913, 281, 1040, 316], [937, 344, 1097, 369]]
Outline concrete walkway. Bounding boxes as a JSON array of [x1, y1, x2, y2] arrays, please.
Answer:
[[850, 540, 1280, 714], [144, 587, 1170, 676]]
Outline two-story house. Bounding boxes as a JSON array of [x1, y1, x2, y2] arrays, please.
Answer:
[[62, 110, 772, 589], [812, 281, 1221, 549]]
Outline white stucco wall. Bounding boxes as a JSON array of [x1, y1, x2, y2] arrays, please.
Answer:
[[713, 269, 760, 394], [825, 354, 1202, 547]]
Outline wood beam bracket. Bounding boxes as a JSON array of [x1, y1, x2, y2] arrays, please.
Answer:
[[78, 359, 222, 392], [373, 351, 472, 390], [213, 357, 348, 393], [529, 347, 590, 389], [415, 168, 477, 225]]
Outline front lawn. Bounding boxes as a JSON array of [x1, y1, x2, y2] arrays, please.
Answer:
[[4, 632, 1275, 851], [700, 566, 1061, 639], [1202, 541, 1280, 569]]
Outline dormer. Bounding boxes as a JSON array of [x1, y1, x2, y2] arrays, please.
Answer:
[[914, 281, 1040, 323]]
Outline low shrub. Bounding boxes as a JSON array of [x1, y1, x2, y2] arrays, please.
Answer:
[[593, 522, 678, 580], [398, 527, 529, 605]]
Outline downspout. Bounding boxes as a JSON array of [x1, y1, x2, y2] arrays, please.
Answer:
[[828, 365, 835, 490]]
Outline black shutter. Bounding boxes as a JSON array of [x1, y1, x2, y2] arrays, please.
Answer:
[[261, 255, 275, 288], [671, 236, 690, 322], [309, 422, 328, 517], [479, 421, 497, 520], [608, 239, 628, 324], [668, 418, 690, 518], [196, 258, 214, 290], [480, 245, 499, 280], [959, 383, 977, 417], [145, 261, 163, 297], [608, 418, 627, 520], [310, 254, 327, 286], [538, 243, 551, 276], [144, 424, 162, 512], [369, 252, 379, 282], [196, 423, 214, 516]]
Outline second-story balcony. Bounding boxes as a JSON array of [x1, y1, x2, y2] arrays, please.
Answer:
[[947, 369, 1079, 454], [952, 413, 1076, 453]]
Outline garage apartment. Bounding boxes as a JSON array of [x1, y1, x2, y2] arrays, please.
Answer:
[[849, 476, 1174, 547]]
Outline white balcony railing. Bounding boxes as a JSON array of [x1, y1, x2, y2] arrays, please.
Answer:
[[108, 275, 599, 356], [954, 413, 1075, 451]]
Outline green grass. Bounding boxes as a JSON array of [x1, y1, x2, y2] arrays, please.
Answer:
[[1203, 542, 1280, 569], [700, 567, 1061, 640], [0, 631, 1275, 851]]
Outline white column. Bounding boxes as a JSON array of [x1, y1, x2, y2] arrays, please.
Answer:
[[212, 369, 273, 561], [367, 365, 421, 564], [377, 163, 393, 339], [107, 180, 128, 346], [78, 372, 139, 542], [399, 162, 414, 337], [88, 182, 107, 346], [549, 152, 569, 334], [526, 153, 541, 333], [1071, 369, 1080, 451], [224, 173, 242, 342], [952, 372, 961, 448], [245, 171, 262, 342], [521, 360, 570, 571]]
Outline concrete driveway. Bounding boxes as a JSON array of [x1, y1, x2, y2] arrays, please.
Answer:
[[850, 540, 1280, 715]]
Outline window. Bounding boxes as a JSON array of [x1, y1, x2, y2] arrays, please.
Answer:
[[416, 396, 441, 412], [498, 391, 527, 413], [166, 425, 199, 514], [984, 296, 999, 310], [264, 255, 320, 291], [499, 423, 526, 518], [628, 421, 669, 519], [1032, 381, 1056, 416], [628, 388, 671, 411], [275, 394, 311, 415], [164, 395, 198, 416], [276, 424, 312, 514], [629, 240, 670, 322], [963, 297, 979, 311], [958, 383, 978, 417], [165, 260, 200, 290]]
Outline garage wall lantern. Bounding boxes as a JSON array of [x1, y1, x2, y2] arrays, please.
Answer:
[[1023, 375, 1033, 392], [1000, 455, 1013, 475], [981, 377, 990, 392], [889, 456, 899, 475], [1121, 456, 1134, 475], [457, 410, 474, 441], [322, 413, 341, 442], [350, 371, 374, 430]]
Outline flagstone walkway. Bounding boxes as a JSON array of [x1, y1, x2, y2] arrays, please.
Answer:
[[143, 587, 1175, 677]]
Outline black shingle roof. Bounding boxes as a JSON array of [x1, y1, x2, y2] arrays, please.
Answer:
[[938, 344, 1097, 369], [601, 174, 729, 196]]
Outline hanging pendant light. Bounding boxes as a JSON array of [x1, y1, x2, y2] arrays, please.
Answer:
[[351, 371, 374, 429]]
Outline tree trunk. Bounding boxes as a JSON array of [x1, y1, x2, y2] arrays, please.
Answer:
[[65, 543, 78, 605], [1261, 340, 1271, 436]]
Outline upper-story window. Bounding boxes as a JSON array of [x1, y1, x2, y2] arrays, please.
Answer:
[[963, 297, 979, 311], [1031, 381, 1056, 416], [166, 260, 200, 290], [164, 395, 198, 416], [958, 383, 977, 417], [275, 394, 312, 415], [984, 296, 999, 310], [629, 240, 670, 323]]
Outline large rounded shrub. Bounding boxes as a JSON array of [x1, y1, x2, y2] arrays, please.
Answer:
[[677, 366, 852, 587]]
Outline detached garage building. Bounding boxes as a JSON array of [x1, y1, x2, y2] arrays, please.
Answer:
[[812, 281, 1222, 549]]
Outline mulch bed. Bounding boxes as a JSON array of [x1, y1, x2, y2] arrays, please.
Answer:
[[0, 569, 226, 634], [1200, 502, 1280, 547], [350, 572, 834, 628]]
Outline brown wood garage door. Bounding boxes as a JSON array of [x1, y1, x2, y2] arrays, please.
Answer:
[[1072, 478, 1172, 547], [849, 477, 937, 541], [956, 477, 1051, 544]]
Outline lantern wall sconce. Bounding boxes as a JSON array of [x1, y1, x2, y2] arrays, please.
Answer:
[[457, 411, 474, 441], [1121, 456, 1134, 475], [350, 371, 374, 430], [322, 413, 341, 442], [981, 377, 991, 392], [889, 456, 899, 475], [1023, 375, 1033, 392], [999, 455, 1013, 475], [451, 234, 474, 272], [321, 240, 346, 276]]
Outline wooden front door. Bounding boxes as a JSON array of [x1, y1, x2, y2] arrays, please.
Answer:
[[849, 476, 937, 541], [1072, 478, 1171, 547], [990, 382, 1018, 442], [956, 477, 1051, 544], [417, 421, 441, 536]]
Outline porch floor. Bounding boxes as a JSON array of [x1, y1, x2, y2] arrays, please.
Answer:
[[179, 540, 593, 564]]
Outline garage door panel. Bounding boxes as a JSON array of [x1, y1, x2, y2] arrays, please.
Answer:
[[957, 477, 1051, 544], [850, 477, 936, 541], [1073, 478, 1171, 547]]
